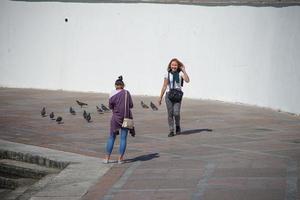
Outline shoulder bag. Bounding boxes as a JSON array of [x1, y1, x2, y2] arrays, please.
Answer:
[[122, 90, 134, 129], [167, 72, 184, 103]]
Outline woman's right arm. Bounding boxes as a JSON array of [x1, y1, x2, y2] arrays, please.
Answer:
[[158, 78, 168, 105]]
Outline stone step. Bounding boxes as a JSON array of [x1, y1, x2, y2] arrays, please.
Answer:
[[1, 185, 33, 200], [0, 171, 21, 179], [0, 188, 12, 197], [0, 176, 36, 189], [0, 149, 69, 170], [0, 159, 60, 179]]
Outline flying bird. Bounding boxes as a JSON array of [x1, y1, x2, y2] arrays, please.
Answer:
[[101, 104, 110, 112], [96, 106, 104, 114], [86, 113, 91, 123], [150, 102, 158, 111], [76, 100, 88, 108], [50, 112, 55, 120], [69, 107, 76, 115], [41, 107, 46, 117], [141, 101, 149, 109], [83, 110, 87, 119], [56, 116, 63, 124]]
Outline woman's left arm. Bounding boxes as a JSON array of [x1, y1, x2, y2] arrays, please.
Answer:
[[181, 65, 190, 83]]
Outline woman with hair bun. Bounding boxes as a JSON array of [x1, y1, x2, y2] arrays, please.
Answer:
[[103, 76, 134, 164]]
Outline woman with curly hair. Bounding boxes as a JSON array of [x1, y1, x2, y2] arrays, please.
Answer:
[[159, 58, 190, 137]]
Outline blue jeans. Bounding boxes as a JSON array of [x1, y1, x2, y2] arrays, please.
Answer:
[[106, 128, 128, 157]]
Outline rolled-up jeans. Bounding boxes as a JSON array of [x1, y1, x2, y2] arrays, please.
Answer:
[[165, 92, 182, 132]]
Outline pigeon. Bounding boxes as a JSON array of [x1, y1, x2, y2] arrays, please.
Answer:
[[76, 100, 88, 108], [101, 104, 110, 112], [141, 101, 149, 109], [83, 110, 87, 119], [96, 106, 104, 114], [50, 112, 55, 120], [86, 113, 91, 123], [56, 116, 63, 124], [69, 107, 76, 115], [41, 107, 46, 117], [150, 102, 158, 111]]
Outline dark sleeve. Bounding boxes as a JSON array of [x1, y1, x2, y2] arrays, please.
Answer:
[[128, 91, 133, 109], [109, 97, 114, 110]]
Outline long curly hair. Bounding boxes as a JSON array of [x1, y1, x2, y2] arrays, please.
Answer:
[[167, 58, 183, 72]]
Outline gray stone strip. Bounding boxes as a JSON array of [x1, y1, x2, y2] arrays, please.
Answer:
[[103, 161, 141, 200], [140, 134, 169, 141], [119, 188, 189, 192], [160, 151, 239, 161], [191, 162, 215, 200], [0, 139, 112, 200], [285, 159, 298, 200], [200, 143, 294, 159]]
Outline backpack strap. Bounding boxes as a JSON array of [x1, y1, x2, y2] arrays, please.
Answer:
[[124, 90, 128, 118], [181, 76, 184, 87]]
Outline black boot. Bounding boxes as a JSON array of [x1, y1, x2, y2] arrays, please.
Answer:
[[176, 126, 181, 135], [168, 131, 175, 137]]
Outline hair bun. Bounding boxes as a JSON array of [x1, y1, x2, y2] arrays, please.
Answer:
[[118, 76, 123, 81]]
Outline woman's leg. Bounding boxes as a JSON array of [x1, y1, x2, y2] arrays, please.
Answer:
[[165, 93, 175, 133], [173, 101, 182, 133], [119, 128, 128, 161], [105, 133, 116, 161]]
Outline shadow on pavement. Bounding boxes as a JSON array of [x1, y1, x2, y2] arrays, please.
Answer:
[[125, 153, 160, 163], [179, 128, 213, 135]]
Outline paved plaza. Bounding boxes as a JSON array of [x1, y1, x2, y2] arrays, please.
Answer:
[[0, 88, 299, 200]]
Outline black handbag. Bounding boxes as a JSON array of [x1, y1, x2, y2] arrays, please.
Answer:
[[168, 72, 183, 103]]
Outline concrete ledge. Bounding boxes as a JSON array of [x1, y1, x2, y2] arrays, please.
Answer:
[[0, 139, 112, 200]]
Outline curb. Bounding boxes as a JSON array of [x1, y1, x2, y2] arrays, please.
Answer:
[[0, 139, 112, 200]]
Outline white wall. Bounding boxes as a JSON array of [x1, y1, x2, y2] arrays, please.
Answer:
[[1, 1, 300, 114]]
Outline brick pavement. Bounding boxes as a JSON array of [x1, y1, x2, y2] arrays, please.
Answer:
[[0, 88, 299, 200]]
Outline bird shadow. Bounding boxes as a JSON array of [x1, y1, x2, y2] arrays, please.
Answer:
[[178, 128, 213, 135], [125, 153, 160, 163]]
